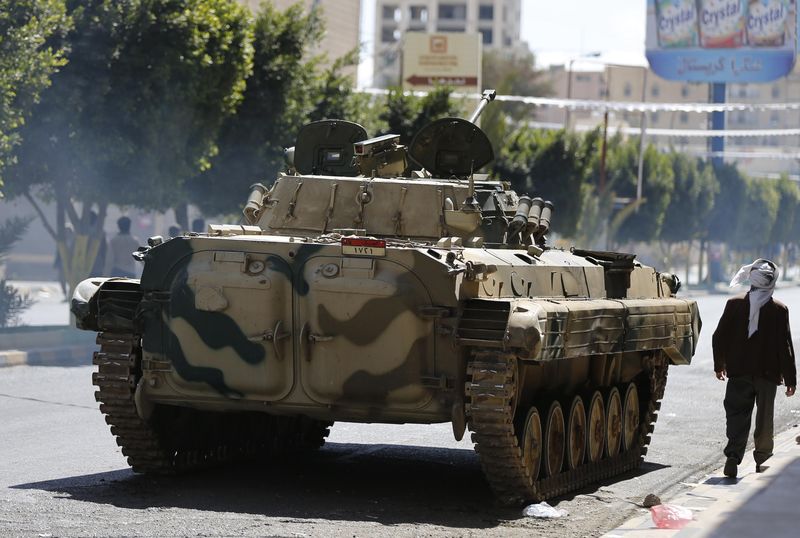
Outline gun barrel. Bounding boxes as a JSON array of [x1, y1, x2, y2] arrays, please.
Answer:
[[468, 89, 497, 124]]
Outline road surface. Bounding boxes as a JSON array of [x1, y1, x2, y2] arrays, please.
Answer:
[[1, 289, 799, 537]]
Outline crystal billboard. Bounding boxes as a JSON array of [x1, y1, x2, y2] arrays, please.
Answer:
[[646, 0, 799, 82]]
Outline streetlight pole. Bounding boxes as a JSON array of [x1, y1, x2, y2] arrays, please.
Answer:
[[564, 59, 576, 128], [564, 52, 601, 129], [636, 67, 649, 207], [599, 65, 610, 193]]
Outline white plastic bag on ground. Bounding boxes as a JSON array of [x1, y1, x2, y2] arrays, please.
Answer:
[[522, 501, 568, 518]]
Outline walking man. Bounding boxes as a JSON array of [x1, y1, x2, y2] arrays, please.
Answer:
[[713, 258, 796, 478]]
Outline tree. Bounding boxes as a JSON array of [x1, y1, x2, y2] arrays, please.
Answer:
[[480, 47, 551, 154], [659, 154, 718, 282], [0, 0, 69, 191], [482, 48, 551, 101], [6, 0, 253, 292], [0, 217, 34, 327], [493, 127, 600, 237], [729, 177, 780, 255], [378, 86, 461, 145], [189, 2, 363, 217], [660, 154, 717, 244], [706, 163, 748, 245], [768, 176, 800, 277], [768, 176, 799, 253], [605, 138, 674, 244]]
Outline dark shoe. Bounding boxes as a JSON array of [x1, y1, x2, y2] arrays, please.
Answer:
[[755, 464, 764, 473], [724, 458, 738, 478]]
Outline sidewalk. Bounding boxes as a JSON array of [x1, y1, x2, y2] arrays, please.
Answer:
[[0, 281, 96, 367], [602, 426, 800, 538]]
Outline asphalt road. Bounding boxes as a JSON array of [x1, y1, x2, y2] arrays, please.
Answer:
[[2, 289, 800, 537]]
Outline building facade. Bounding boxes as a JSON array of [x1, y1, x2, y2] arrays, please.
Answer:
[[374, 0, 522, 88], [537, 61, 800, 177], [238, 0, 361, 81]]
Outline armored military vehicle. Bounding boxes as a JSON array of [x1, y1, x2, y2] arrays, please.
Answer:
[[72, 90, 700, 504]]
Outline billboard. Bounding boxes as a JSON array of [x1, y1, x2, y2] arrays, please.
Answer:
[[646, 0, 799, 82], [402, 32, 481, 93]]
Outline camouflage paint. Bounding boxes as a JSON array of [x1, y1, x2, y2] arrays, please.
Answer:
[[266, 242, 325, 296], [141, 237, 265, 398], [316, 272, 426, 346], [339, 334, 430, 413]]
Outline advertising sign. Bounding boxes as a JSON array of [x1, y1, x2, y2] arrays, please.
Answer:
[[402, 32, 481, 92], [646, 0, 799, 82]]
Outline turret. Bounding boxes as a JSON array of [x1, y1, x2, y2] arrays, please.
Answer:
[[242, 90, 553, 249]]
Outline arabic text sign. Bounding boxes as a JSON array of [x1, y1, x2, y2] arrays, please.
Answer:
[[645, 0, 799, 82], [402, 32, 481, 92]]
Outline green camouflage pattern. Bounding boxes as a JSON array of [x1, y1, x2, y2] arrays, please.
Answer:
[[72, 108, 700, 438]]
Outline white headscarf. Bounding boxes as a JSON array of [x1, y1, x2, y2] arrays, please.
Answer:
[[729, 258, 778, 337]]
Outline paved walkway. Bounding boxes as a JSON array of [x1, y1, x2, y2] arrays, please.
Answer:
[[602, 426, 800, 537]]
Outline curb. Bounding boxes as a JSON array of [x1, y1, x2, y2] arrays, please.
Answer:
[[602, 426, 800, 537], [0, 345, 95, 368], [0, 350, 28, 367]]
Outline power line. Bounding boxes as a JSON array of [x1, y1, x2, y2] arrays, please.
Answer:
[[357, 88, 800, 113], [526, 121, 800, 138]]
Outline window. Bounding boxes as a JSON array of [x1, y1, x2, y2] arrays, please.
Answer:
[[651, 85, 660, 97], [680, 112, 688, 124], [439, 3, 467, 19], [479, 4, 494, 20], [652, 112, 660, 124], [770, 112, 780, 126], [409, 5, 428, 22], [481, 28, 493, 45], [624, 83, 632, 97], [772, 85, 780, 99], [681, 86, 689, 98], [382, 5, 398, 19], [381, 26, 398, 43]]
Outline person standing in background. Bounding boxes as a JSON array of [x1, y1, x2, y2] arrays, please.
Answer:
[[104, 216, 140, 278], [712, 258, 796, 478], [191, 218, 205, 234]]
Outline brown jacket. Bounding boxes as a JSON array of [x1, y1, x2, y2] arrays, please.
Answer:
[[712, 293, 796, 387]]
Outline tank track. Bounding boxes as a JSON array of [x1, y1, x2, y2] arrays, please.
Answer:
[[92, 331, 332, 474], [466, 349, 668, 504]]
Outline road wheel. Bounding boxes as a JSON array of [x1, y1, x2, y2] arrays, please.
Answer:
[[586, 390, 605, 463], [605, 386, 622, 457], [622, 382, 640, 452], [521, 407, 543, 483], [565, 395, 586, 470], [542, 400, 565, 477]]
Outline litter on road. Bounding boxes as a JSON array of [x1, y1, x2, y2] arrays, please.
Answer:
[[522, 502, 568, 518]]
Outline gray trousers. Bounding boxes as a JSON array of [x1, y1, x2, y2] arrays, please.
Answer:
[[723, 376, 777, 465]]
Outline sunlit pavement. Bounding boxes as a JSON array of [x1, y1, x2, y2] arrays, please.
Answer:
[[8, 281, 70, 326], [602, 426, 800, 537]]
